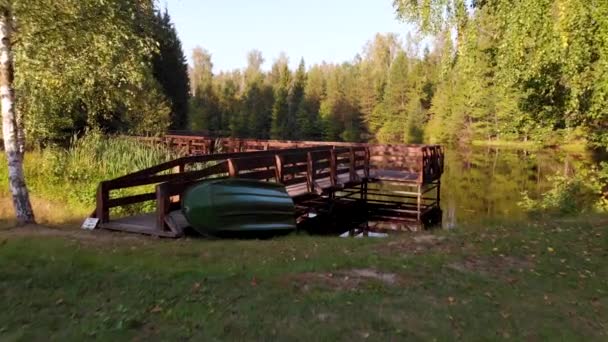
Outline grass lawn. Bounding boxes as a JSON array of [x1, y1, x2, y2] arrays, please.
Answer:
[[0, 216, 607, 341]]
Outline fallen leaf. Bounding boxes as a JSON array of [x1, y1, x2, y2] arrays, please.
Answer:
[[192, 282, 201, 291]]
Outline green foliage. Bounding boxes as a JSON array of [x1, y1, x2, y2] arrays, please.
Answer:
[[519, 164, 608, 216], [393, 0, 469, 34], [289, 59, 307, 140], [0, 132, 176, 215], [270, 55, 291, 140], [183, 1, 608, 149], [13, 0, 171, 143], [400, 0, 608, 149], [189, 47, 220, 132]]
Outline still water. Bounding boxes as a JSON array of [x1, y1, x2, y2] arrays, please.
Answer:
[[439, 146, 604, 228]]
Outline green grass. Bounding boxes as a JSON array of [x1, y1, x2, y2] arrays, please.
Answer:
[[0, 133, 177, 223], [1, 216, 606, 340]]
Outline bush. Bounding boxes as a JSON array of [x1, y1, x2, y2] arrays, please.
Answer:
[[519, 163, 608, 216]]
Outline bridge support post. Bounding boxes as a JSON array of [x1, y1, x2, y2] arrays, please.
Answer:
[[96, 182, 109, 223]]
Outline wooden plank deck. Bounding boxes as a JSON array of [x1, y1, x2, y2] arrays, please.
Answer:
[[101, 211, 190, 237]]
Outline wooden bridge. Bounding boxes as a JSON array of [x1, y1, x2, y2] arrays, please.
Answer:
[[92, 134, 444, 237]]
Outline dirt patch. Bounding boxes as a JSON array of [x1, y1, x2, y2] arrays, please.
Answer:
[[381, 234, 451, 255], [287, 268, 403, 291], [447, 255, 533, 280], [0, 224, 155, 247]]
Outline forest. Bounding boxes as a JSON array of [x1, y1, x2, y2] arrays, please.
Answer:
[[185, 0, 608, 148], [3, 0, 605, 151]]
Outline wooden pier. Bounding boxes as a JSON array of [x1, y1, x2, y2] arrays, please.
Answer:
[[92, 134, 444, 237]]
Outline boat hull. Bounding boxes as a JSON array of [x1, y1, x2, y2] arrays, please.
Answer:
[[182, 178, 296, 237]]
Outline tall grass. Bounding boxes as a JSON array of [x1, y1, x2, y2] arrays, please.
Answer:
[[0, 132, 177, 224]]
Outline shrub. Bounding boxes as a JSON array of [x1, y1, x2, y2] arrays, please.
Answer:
[[519, 163, 608, 216]]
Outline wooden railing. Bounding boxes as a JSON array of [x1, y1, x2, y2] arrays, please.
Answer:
[[93, 146, 331, 225], [140, 134, 444, 184]]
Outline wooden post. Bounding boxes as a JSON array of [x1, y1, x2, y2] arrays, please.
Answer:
[[364, 147, 370, 180], [306, 152, 314, 194], [416, 183, 422, 222], [329, 149, 337, 187], [155, 183, 170, 232], [275, 154, 284, 183], [418, 148, 425, 184], [96, 182, 110, 223], [173, 163, 185, 174], [227, 158, 237, 177]]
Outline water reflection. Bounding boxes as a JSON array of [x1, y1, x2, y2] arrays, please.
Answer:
[[440, 146, 602, 228]]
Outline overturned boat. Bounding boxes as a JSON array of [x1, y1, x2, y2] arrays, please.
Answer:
[[182, 178, 297, 237]]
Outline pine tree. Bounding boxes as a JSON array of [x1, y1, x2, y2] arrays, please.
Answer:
[[288, 59, 307, 139], [298, 65, 325, 140], [270, 55, 291, 139], [375, 51, 409, 143]]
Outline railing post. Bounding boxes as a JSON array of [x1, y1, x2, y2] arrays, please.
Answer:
[[329, 148, 337, 187], [96, 181, 110, 223], [364, 147, 370, 179], [227, 158, 237, 177], [155, 183, 170, 232], [275, 154, 284, 183], [306, 152, 314, 193], [418, 147, 425, 184], [417, 183, 422, 222]]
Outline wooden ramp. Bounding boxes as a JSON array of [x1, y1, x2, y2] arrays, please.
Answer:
[[92, 137, 444, 237]]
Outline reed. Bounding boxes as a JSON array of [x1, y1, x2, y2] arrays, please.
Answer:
[[0, 132, 177, 223]]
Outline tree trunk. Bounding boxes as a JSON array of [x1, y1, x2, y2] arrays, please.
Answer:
[[0, 8, 35, 225]]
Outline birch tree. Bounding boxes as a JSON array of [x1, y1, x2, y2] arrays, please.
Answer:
[[0, 5, 35, 225]]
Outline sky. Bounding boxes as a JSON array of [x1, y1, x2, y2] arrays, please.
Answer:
[[163, 0, 416, 72]]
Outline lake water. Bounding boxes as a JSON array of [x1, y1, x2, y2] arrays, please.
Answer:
[[438, 146, 605, 228]]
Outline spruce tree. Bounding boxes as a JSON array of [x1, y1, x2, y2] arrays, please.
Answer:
[[375, 51, 409, 143], [299, 65, 325, 140], [151, 9, 190, 130], [288, 59, 307, 139], [270, 56, 291, 139]]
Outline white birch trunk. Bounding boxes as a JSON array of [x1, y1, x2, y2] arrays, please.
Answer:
[[0, 8, 35, 225]]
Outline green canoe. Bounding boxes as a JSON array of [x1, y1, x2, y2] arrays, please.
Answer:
[[182, 178, 297, 237]]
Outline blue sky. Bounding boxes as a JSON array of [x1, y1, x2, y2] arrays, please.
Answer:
[[163, 0, 416, 72]]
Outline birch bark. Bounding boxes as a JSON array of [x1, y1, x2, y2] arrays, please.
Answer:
[[0, 7, 35, 225]]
